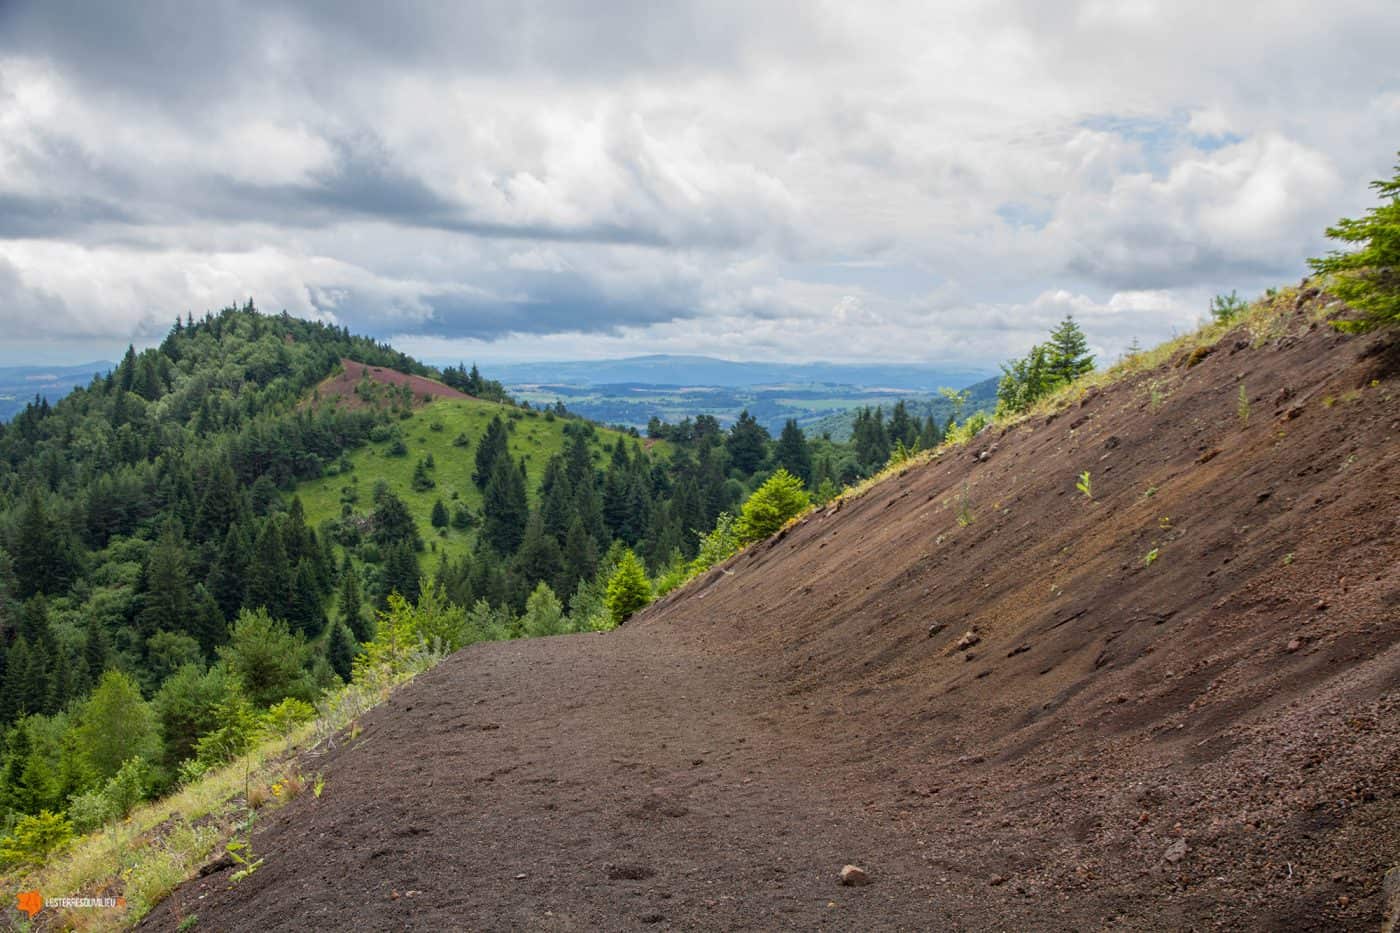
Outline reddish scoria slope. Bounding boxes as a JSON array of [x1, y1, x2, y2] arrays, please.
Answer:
[[144, 301, 1398, 932]]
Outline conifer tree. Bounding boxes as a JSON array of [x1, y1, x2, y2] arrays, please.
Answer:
[[1046, 315, 1095, 384], [482, 453, 529, 555], [473, 415, 509, 490], [430, 499, 449, 528], [773, 419, 813, 485], [725, 410, 770, 475], [380, 541, 422, 606], [327, 622, 355, 682], [138, 521, 193, 639], [605, 550, 651, 626], [207, 522, 251, 621], [245, 518, 293, 620], [339, 564, 370, 641]]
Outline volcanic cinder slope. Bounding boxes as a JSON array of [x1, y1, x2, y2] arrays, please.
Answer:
[[145, 302, 1399, 932]]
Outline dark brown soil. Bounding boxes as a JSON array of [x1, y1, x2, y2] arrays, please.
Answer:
[[310, 358, 471, 410], [144, 307, 1399, 931]]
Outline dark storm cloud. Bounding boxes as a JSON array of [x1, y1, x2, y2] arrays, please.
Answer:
[[0, 192, 134, 238], [414, 272, 697, 340]]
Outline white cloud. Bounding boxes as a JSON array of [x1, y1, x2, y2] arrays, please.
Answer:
[[0, 0, 1396, 367]]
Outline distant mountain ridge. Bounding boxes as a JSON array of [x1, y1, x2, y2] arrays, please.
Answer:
[[0, 361, 112, 421], [456, 354, 995, 391]]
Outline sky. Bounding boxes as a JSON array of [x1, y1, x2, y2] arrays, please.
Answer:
[[0, 1, 1397, 371]]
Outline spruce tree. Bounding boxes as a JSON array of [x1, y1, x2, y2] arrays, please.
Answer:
[[380, 541, 422, 606], [473, 416, 509, 490], [482, 454, 529, 555], [513, 511, 564, 598], [1046, 315, 1095, 384], [287, 560, 326, 636], [138, 520, 193, 639], [207, 522, 251, 621], [773, 419, 813, 485], [430, 499, 449, 528], [605, 550, 651, 626], [327, 622, 355, 682], [245, 518, 293, 620], [339, 564, 370, 641], [725, 410, 770, 475]]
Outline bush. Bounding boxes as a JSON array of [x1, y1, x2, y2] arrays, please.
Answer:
[[0, 810, 74, 868], [218, 608, 314, 708], [605, 550, 651, 626], [735, 469, 810, 544]]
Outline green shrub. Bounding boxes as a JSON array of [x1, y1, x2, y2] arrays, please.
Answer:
[[605, 550, 652, 626], [521, 582, 565, 637], [735, 469, 810, 544], [0, 809, 74, 869]]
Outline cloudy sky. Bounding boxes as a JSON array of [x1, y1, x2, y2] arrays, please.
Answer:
[[1, 0, 1397, 370]]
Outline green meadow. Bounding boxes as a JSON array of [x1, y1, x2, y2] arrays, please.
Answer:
[[294, 398, 646, 572]]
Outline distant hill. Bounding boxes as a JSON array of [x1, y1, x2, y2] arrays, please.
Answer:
[[807, 375, 1000, 440], [468, 354, 994, 391], [0, 361, 112, 421]]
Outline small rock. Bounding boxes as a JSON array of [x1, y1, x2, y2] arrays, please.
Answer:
[[1286, 638, 1303, 653], [641, 912, 666, 924], [1163, 839, 1188, 864], [927, 622, 947, 638], [839, 865, 871, 886], [1103, 435, 1121, 449], [1381, 866, 1400, 933], [955, 631, 981, 651], [515, 873, 528, 880], [1314, 599, 1329, 611], [989, 874, 1009, 886]]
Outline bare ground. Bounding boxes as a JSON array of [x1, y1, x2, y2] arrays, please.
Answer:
[[144, 305, 1399, 931]]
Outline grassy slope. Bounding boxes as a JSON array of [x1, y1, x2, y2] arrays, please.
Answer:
[[294, 398, 652, 572]]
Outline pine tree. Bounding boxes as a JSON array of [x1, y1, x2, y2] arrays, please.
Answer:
[[194, 458, 243, 542], [725, 410, 770, 475], [1309, 152, 1400, 331], [473, 416, 509, 490], [605, 550, 651, 626], [513, 511, 564, 598], [207, 522, 251, 621], [370, 487, 420, 550], [245, 518, 293, 621], [538, 455, 574, 544], [1046, 315, 1095, 384], [339, 564, 370, 642], [482, 453, 529, 555], [430, 499, 449, 528], [138, 520, 193, 639], [11, 487, 78, 599], [380, 541, 422, 606], [772, 419, 813, 485], [326, 622, 355, 682], [287, 560, 326, 637], [560, 515, 599, 599]]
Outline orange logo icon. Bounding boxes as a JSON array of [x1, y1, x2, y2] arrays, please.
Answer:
[[16, 889, 43, 919]]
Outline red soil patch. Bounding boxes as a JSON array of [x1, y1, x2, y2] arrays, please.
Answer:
[[310, 358, 471, 410], [143, 304, 1399, 931]]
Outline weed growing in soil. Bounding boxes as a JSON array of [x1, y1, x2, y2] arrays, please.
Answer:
[[956, 482, 975, 527], [1144, 547, 1160, 568], [1237, 383, 1251, 426], [1076, 471, 1093, 500]]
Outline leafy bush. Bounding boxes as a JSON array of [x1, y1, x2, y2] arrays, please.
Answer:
[[690, 512, 741, 574], [735, 469, 810, 544]]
